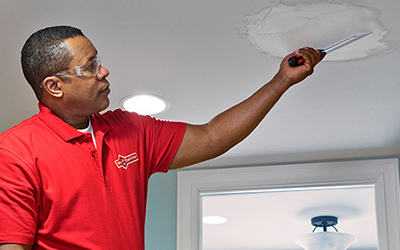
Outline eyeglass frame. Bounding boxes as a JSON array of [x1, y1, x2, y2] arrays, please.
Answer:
[[52, 56, 102, 78], [39, 56, 102, 88]]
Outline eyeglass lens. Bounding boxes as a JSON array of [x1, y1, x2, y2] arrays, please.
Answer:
[[80, 58, 101, 76]]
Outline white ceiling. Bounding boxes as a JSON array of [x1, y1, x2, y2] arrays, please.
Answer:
[[0, 1, 399, 249]]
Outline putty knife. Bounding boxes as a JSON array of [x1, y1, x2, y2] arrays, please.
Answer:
[[288, 32, 372, 67]]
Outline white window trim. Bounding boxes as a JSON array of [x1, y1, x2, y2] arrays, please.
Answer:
[[177, 158, 400, 250]]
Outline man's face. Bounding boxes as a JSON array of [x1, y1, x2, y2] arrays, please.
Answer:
[[59, 36, 110, 117]]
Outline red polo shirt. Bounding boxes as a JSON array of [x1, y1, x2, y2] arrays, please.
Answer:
[[0, 103, 186, 249]]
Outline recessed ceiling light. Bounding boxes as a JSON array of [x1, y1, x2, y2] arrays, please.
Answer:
[[121, 94, 169, 115], [202, 216, 227, 225]]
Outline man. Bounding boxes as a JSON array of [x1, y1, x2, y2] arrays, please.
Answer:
[[0, 26, 324, 249]]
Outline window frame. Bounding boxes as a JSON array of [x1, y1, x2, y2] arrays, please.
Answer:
[[177, 158, 400, 249]]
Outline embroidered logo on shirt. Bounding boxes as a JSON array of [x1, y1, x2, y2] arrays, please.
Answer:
[[114, 153, 139, 169]]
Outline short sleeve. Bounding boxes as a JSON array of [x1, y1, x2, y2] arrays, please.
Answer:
[[0, 149, 39, 245], [145, 117, 186, 174]]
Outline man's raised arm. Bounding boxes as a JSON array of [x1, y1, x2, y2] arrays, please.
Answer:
[[169, 47, 325, 169]]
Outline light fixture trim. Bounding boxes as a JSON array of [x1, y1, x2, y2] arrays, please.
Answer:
[[312, 215, 338, 232], [120, 94, 170, 115]]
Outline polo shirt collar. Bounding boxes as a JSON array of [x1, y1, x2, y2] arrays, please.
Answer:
[[37, 103, 88, 142], [37, 103, 112, 142]]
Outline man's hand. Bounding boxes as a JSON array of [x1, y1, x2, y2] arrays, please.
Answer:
[[278, 47, 325, 86]]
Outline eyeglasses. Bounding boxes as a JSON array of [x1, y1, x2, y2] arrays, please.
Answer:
[[53, 57, 102, 78]]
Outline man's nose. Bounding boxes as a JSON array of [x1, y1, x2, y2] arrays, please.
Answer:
[[97, 65, 109, 80]]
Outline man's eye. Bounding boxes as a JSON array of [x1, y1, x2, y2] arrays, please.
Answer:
[[80, 62, 97, 76], [84, 63, 96, 73]]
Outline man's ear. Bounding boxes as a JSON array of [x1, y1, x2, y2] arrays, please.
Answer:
[[42, 77, 63, 98]]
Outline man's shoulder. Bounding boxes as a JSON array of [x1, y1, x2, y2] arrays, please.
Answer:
[[96, 108, 142, 119], [93, 108, 185, 134], [0, 115, 40, 145], [93, 109, 152, 127]]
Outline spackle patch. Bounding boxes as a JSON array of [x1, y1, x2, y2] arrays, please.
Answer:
[[244, 1, 390, 61]]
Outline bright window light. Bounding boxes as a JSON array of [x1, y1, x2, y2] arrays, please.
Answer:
[[121, 94, 169, 115]]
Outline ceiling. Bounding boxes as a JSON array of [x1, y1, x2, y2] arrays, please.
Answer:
[[1, 1, 398, 250]]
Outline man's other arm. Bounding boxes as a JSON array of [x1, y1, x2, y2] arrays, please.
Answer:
[[0, 244, 32, 250]]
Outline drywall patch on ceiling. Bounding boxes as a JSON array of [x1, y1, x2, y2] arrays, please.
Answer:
[[244, 1, 390, 61]]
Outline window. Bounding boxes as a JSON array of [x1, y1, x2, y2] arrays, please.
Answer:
[[177, 158, 400, 249]]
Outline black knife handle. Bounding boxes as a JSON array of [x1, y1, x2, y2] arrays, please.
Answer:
[[288, 55, 304, 67], [288, 49, 324, 67]]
